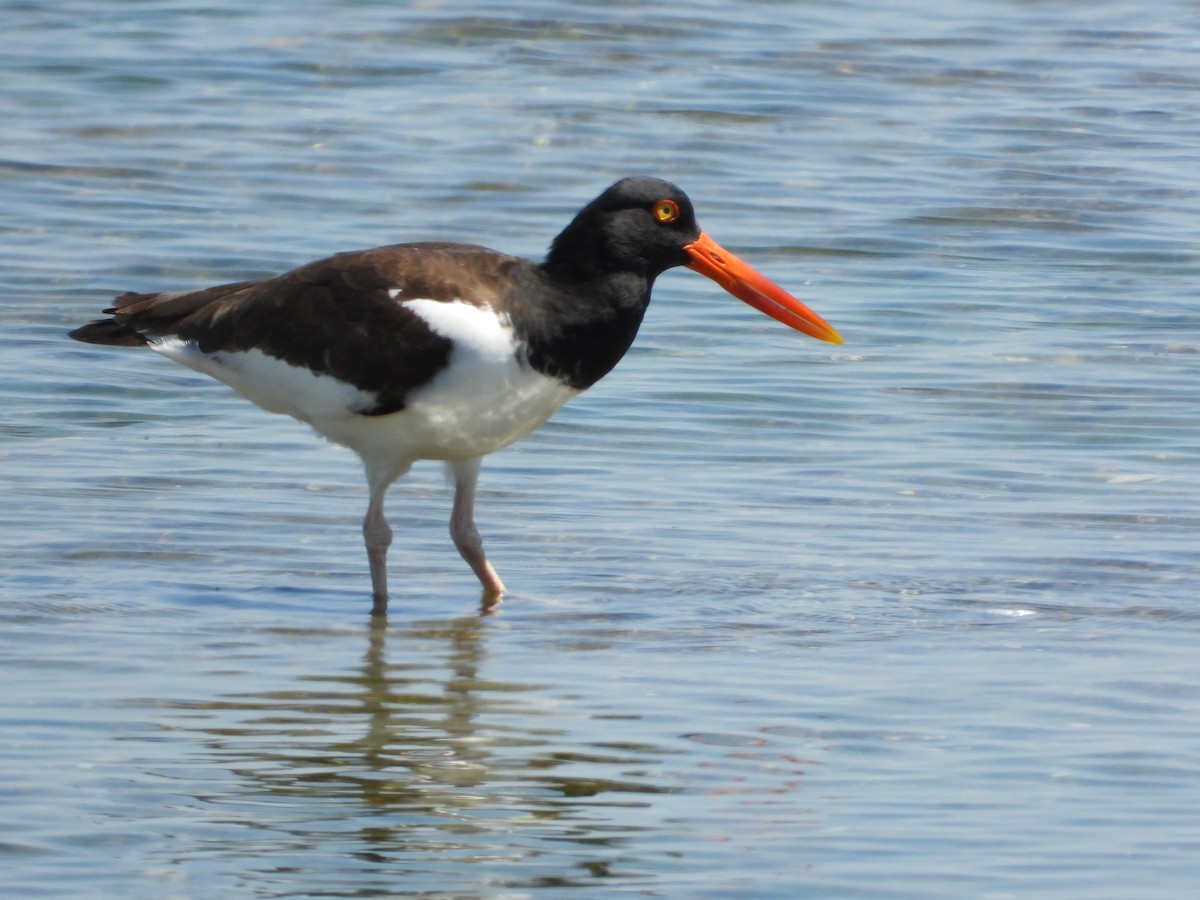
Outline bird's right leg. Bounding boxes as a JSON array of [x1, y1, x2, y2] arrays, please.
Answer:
[[447, 456, 507, 609]]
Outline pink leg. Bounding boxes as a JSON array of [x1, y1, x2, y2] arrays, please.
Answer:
[[363, 484, 394, 617], [448, 457, 506, 604]]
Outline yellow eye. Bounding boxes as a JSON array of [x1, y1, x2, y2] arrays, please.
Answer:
[[653, 199, 680, 223]]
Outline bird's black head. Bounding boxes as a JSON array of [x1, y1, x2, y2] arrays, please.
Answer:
[[543, 176, 703, 283]]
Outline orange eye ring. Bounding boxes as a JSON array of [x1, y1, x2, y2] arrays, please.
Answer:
[[653, 199, 680, 223]]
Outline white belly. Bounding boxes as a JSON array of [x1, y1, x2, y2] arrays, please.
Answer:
[[149, 299, 580, 467], [152, 339, 377, 420]]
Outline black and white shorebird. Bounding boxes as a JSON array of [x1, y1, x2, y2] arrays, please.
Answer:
[[70, 176, 842, 616]]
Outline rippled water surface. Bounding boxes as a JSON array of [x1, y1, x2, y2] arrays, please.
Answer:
[[5, 1, 1200, 896]]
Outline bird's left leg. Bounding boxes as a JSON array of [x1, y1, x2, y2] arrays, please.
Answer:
[[362, 462, 408, 617], [447, 456, 507, 606]]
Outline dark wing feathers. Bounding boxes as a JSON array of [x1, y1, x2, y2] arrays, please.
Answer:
[[69, 242, 527, 416], [70, 280, 263, 346]]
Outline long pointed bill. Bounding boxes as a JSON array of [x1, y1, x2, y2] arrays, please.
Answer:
[[684, 232, 843, 345]]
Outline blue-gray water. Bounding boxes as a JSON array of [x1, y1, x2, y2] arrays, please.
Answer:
[[4, 1, 1200, 896]]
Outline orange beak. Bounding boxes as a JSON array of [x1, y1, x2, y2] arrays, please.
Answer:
[[684, 232, 843, 345]]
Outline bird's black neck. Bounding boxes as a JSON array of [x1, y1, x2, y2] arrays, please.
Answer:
[[512, 263, 654, 391]]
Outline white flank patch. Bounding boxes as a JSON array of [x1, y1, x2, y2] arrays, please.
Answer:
[[394, 298, 580, 458]]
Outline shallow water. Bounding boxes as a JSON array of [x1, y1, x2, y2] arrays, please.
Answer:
[[4, 0, 1200, 896]]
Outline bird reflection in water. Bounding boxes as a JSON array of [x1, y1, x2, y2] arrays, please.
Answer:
[[162, 614, 671, 886]]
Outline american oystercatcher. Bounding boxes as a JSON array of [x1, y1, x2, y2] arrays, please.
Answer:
[[70, 176, 842, 615]]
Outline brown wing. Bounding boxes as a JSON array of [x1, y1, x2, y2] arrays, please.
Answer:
[[69, 242, 528, 415]]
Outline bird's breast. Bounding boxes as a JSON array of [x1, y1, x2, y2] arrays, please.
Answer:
[[393, 298, 581, 459]]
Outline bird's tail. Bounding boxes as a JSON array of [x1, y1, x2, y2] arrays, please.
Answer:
[[68, 281, 259, 347]]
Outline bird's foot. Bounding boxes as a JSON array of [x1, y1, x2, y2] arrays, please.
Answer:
[[480, 586, 504, 616]]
